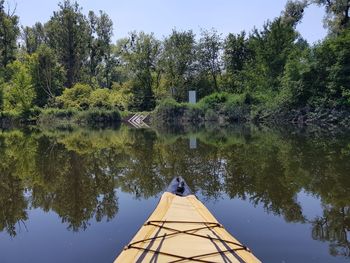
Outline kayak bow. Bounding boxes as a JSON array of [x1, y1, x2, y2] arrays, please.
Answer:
[[114, 177, 261, 263]]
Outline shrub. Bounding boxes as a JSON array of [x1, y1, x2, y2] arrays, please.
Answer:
[[89, 88, 112, 109], [109, 90, 129, 111], [155, 93, 251, 124], [57, 84, 130, 112], [197, 92, 229, 111], [57, 83, 93, 109]]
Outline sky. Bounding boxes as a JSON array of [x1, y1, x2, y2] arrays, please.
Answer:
[[11, 0, 327, 44]]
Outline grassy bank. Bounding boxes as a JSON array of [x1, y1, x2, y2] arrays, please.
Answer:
[[38, 108, 121, 128], [0, 108, 121, 129], [153, 92, 350, 127], [153, 93, 251, 126], [3, 92, 350, 129]]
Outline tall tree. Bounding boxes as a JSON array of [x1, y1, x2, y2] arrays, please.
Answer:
[[46, 0, 90, 88], [2, 60, 35, 113], [197, 29, 223, 93], [313, 0, 350, 33], [0, 0, 20, 72], [247, 18, 300, 92], [87, 11, 115, 88], [21, 22, 46, 54], [223, 31, 251, 92], [282, 0, 308, 27], [117, 32, 160, 111], [161, 29, 196, 102], [29, 45, 66, 107]]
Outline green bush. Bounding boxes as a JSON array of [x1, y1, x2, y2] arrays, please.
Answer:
[[109, 90, 129, 111], [57, 83, 93, 109], [155, 93, 252, 124], [38, 107, 121, 126], [57, 83, 128, 112], [89, 88, 112, 109], [197, 92, 230, 111], [2, 60, 35, 113]]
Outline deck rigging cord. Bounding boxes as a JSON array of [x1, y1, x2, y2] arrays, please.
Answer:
[[123, 220, 251, 263]]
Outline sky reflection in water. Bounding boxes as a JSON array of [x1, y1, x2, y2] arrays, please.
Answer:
[[0, 125, 349, 263]]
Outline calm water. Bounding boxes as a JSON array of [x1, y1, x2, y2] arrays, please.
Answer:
[[0, 125, 349, 263]]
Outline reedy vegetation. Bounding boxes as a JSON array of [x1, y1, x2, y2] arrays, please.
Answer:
[[0, 0, 349, 123]]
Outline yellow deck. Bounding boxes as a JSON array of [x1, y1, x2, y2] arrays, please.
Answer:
[[114, 192, 261, 263]]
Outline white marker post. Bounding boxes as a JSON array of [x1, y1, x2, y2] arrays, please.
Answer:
[[189, 90, 196, 104]]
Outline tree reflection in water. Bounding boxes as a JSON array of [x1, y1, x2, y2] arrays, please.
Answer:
[[0, 125, 349, 259]]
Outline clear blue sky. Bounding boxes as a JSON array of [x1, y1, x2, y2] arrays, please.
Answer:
[[12, 0, 327, 43]]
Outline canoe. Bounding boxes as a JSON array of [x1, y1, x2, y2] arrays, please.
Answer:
[[114, 177, 261, 263]]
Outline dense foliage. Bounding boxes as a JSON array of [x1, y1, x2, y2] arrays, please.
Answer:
[[0, 0, 349, 121]]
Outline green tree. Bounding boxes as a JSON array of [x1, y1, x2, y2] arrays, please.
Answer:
[[0, 132, 30, 237], [223, 31, 251, 92], [282, 28, 350, 108], [87, 11, 115, 88], [325, 29, 350, 105], [246, 18, 300, 92], [29, 45, 65, 107], [2, 60, 35, 113], [312, 206, 350, 257], [313, 0, 350, 33], [197, 29, 222, 94], [161, 29, 197, 102], [282, 0, 308, 27], [21, 22, 46, 54], [281, 47, 313, 107], [46, 0, 90, 88], [0, 0, 20, 76], [116, 32, 159, 111]]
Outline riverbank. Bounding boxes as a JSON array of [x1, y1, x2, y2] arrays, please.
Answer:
[[0, 108, 121, 129], [2, 92, 350, 130], [152, 93, 350, 128]]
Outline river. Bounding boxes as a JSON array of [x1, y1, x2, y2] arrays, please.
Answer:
[[0, 124, 349, 262]]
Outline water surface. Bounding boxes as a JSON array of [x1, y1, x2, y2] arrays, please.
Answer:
[[0, 125, 349, 262]]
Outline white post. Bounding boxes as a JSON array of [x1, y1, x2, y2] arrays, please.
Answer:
[[189, 90, 196, 104]]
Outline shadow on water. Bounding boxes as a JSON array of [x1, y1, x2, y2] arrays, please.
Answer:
[[0, 124, 349, 259]]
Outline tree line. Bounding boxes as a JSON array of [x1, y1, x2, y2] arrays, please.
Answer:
[[0, 0, 349, 115]]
